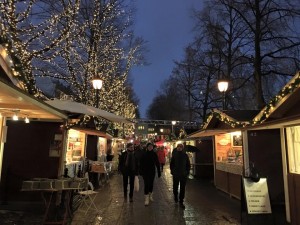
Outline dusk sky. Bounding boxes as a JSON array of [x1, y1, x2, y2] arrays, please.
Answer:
[[131, 1, 203, 118]]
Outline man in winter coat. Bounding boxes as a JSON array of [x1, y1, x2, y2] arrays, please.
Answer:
[[118, 143, 139, 202], [170, 143, 191, 209]]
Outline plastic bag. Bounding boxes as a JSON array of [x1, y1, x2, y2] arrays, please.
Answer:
[[134, 176, 139, 192]]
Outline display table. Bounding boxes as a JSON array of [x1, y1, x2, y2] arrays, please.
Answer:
[[22, 178, 88, 225], [90, 162, 112, 186], [215, 162, 243, 199]]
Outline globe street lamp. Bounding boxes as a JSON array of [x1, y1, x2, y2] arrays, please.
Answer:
[[218, 79, 229, 110], [92, 77, 103, 108]]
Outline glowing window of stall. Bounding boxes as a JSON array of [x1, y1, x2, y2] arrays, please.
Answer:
[[66, 129, 86, 164], [215, 131, 243, 164], [286, 126, 300, 174]]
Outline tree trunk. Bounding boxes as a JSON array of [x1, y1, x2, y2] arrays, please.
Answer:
[[254, 0, 265, 109]]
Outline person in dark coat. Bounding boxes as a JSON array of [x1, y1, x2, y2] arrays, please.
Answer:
[[118, 143, 139, 202], [170, 143, 191, 209], [139, 143, 161, 206]]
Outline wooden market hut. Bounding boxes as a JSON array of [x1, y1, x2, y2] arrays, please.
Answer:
[[0, 46, 68, 204], [245, 71, 300, 225], [188, 109, 259, 199]]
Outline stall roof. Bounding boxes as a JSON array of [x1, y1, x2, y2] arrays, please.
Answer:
[[188, 129, 240, 138], [0, 48, 67, 121], [203, 109, 259, 130], [45, 99, 133, 124], [253, 71, 300, 123], [249, 72, 300, 129], [72, 127, 113, 139], [0, 79, 67, 120], [247, 115, 300, 130], [187, 109, 259, 138]]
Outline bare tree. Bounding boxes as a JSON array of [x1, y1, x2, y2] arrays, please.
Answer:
[[146, 78, 188, 121], [219, 0, 300, 109]]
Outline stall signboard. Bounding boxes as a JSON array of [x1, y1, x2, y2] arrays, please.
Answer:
[[243, 178, 272, 214]]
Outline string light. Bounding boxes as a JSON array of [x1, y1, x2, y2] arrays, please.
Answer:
[[12, 113, 18, 121], [25, 116, 30, 123]]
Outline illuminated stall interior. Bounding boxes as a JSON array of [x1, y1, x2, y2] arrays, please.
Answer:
[[215, 131, 243, 164], [66, 129, 86, 164]]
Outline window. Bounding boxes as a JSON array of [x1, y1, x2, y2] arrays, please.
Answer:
[[286, 126, 300, 174], [138, 126, 145, 130]]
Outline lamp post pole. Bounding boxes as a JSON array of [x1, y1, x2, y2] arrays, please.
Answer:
[[222, 91, 226, 110], [218, 79, 229, 110], [92, 77, 103, 108], [171, 121, 176, 136], [96, 89, 100, 108]]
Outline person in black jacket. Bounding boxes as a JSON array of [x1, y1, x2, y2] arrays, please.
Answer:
[[170, 143, 191, 209], [140, 142, 161, 206], [118, 143, 139, 202]]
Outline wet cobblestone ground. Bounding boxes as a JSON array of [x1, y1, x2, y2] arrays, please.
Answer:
[[72, 166, 240, 225], [0, 166, 241, 225]]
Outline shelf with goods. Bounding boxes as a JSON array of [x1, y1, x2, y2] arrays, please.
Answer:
[[215, 133, 243, 166], [66, 129, 86, 164]]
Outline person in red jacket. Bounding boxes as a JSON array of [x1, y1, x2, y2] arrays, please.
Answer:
[[157, 147, 167, 172]]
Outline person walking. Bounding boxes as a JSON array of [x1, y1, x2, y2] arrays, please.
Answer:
[[170, 143, 191, 209], [140, 143, 161, 206], [118, 143, 139, 202], [157, 147, 167, 172]]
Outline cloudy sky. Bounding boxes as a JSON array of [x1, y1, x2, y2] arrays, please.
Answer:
[[131, 0, 203, 118]]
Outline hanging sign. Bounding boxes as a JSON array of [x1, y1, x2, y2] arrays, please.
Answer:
[[243, 178, 272, 214]]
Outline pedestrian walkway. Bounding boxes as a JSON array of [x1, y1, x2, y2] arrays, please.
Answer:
[[72, 166, 240, 225], [0, 165, 241, 225]]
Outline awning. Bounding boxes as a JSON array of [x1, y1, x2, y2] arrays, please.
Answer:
[[45, 99, 133, 124], [72, 127, 113, 139], [188, 129, 240, 138], [247, 115, 300, 130], [0, 80, 67, 120]]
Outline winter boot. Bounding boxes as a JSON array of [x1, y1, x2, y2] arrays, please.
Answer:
[[149, 192, 154, 202], [144, 194, 150, 206]]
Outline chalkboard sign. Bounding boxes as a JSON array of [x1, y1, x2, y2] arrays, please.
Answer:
[[243, 178, 272, 214]]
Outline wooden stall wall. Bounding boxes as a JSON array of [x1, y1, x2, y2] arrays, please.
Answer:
[[247, 129, 285, 205], [194, 138, 214, 179], [85, 135, 98, 161], [288, 172, 300, 225], [0, 121, 63, 203]]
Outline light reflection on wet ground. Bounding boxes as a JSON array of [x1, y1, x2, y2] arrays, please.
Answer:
[[72, 167, 240, 225]]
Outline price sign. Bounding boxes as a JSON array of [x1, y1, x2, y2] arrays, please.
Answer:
[[243, 178, 272, 214]]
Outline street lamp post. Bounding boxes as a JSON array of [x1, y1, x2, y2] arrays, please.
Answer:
[[218, 79, 229, 110], [171, 121, 176, 135], [92, 77, 103, 108]]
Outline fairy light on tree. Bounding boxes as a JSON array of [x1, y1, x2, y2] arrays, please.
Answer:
[[0, 0, 80, 96], [0, 0, 144, 137]]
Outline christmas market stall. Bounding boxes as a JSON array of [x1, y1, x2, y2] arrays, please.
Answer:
[[188, 109, 258, 199], [244, 71, 300, 225], [0, 46, 69, 205], [45, 99, 133, 186]]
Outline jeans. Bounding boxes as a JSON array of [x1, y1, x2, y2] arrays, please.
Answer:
[[143, 174, 155, 195], [123, 173, 135, 198], [173, 176, 187, 203]]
